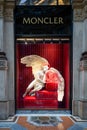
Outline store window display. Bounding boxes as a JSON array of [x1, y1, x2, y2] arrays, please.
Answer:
[[16, 43, 70, 109], [21, 55, 64, 101]]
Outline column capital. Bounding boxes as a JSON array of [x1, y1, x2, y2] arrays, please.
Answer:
[[0, 0, 15, 20], [4, 0, 15, 21], [0, 3, 4, 18], [72, 0, 87, 21]]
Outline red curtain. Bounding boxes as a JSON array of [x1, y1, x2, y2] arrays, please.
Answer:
[[16, 43, 70, 109]]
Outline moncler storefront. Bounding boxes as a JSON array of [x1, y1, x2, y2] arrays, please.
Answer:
[[0, 0, 87, 120]]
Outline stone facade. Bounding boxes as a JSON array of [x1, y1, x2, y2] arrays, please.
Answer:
[[0, 0, 15, 119], [0, 0, 87, 120], [72, 0, 87, 119]]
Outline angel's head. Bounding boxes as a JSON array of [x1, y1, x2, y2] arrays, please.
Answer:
[[42, 64, 50, 72]]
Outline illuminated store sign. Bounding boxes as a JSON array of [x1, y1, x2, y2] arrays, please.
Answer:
[[15, 6, 72, 35], [23, 17, 64, 25]]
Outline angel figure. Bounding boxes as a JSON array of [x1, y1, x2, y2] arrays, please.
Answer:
[[21, 55, 49, 97], [44, 67, 65, 101], [21, 55, 64, 101]]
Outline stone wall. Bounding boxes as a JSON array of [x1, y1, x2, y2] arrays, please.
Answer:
[[72, 0, 87, 119], [0, 0, 87, 120], [0, 0, 15, 119]]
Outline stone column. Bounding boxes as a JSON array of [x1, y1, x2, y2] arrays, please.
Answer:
[[4, 0, 15, 118], [78, 52, 87, 119], [0, 0, 15, 119], [72, 0, 87, 119], [0, 0, 9, 119], [0, 52, 9, 119]]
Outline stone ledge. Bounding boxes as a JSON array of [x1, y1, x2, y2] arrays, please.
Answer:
[[71, 116, 87, 122]]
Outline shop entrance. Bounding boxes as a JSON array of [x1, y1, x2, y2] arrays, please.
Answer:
[[14, 6, 72, 110], [16, 37, 71, 110]]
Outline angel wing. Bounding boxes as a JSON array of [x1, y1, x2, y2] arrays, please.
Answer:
[[47, 67, 65, 101], [21, 55, 49, 76]]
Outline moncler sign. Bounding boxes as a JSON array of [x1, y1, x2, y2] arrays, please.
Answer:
[[15, 6, 72, 35], [23, 17, 64, 25]]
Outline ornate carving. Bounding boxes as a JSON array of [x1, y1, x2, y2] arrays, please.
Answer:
[[0, 52, 8, 70], [4, 8, 13, 21], [80, 52, 87, 70], [0, 5, 3, 18], [73, 0, 87, 21], [0, 60, 8, 69], [74, 8, 83, 21], [83, 5, 87, 19]]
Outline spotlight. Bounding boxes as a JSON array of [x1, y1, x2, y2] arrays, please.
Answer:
[[25, 39, 28, 45], [59, 39, 62, 44], [50, 39, 53, 44], [43, 39, 45, 44]]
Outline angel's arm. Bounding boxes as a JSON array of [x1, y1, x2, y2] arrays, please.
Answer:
[[35, 71, 45, 83], [23, 79, 36, 97]]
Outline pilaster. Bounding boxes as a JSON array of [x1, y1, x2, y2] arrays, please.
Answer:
[[4, 0, 15, 118], [0, 0, 15, 119], [72, 0, 87, 119], [0, 52, 9, 119]]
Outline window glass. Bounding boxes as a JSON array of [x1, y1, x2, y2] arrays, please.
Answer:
[[16, 0, 71, 5], [16, 40, 70, 110]]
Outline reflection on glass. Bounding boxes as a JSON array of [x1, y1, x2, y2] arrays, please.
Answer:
[[59, 0, 70, 5], [16, 0, 71, 5], [16, 0, 57, 5]]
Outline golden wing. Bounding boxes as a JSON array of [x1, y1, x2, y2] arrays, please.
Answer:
[[20, 55, 49, 75]]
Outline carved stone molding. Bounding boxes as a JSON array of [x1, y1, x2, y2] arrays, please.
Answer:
[[72, 0, 87, 21], [0, 0, 15, 21], [4, 0, 15, 21], [4, 8, 14, 21], [83, 5, 87, 19], [0, 5, 3, 18], [80, 52, 87, 71], [74, 7, 87, 21], [73, 8, 83, 21], [0, 52, 8, 70]]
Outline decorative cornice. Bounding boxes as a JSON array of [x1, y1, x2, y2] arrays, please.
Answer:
[[72, 0, 87, 21]]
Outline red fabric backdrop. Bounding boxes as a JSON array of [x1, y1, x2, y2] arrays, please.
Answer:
[[16, 43, 70, 109]]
